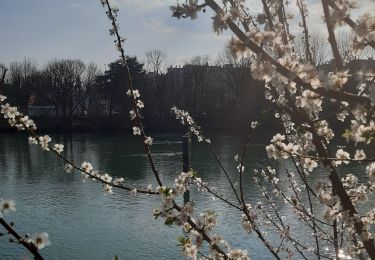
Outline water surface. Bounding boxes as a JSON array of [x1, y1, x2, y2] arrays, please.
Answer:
[[0, 133, 372, 259]]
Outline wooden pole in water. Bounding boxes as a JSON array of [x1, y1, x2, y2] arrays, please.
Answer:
[[183, 133, 190, 204]]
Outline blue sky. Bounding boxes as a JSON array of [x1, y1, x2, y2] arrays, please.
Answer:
[[1, 0, 373, 69], [0, 0, 231, 68]]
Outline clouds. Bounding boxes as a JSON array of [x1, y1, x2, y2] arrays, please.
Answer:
[[68, 2, 80, 8], [117, 0, 175, 12], [1, 0, 374, 68]]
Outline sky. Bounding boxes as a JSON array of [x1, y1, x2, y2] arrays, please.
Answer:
[[0, 0, 373, 70]]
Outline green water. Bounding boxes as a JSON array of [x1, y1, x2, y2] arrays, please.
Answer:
[[0, 133, 372, 259]]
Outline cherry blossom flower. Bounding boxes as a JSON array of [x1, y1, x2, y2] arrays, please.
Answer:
[[29, 232, 51, 250], [183, 244, 197, 259], [64, 163, 74, 173], [0, 199, 16, 215], [53, 144, 64, 154], [28, 136, 38, 145], [354, 149, 366, 160], [303, 158, 318, 172], [132, 126, 141, 135], [38, 135, 51, 151], [366, 163, 375, 177], [81, 162, 93, 173], [251, 121, 258, 129], [101, 173, 112, 183], [144, 136, 153, 146], [129, 110, 136, 120], [228, 248, 249, 259], [335, 149, 350, 165], [136, 100, 144, 108], [103, 184, 113, 195], [126, 89, 140, 98]]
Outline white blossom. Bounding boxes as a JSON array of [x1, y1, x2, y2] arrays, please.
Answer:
[[126, 89, 140, 98], [81, 162, 93, 173], [354, 149, 366, 160], [28, 136, 38, 145], [335, 149, 350, 165], [136, 100, 144, 108], [53, 144, 64, 154], [144, 136, 153, 145], [38, 135, 51, 151], [101, 173, 112, 183], [228, 248, 249, 259], [251, 121, 258, 129], [0, 199, 16, 215], [133, 126, 141, 135], [64, 163, 74, 173], [303, 158, 318, 172], [104, 184, 113, 195], [29, 232, 51, 249], [366, 162, 375, 177]]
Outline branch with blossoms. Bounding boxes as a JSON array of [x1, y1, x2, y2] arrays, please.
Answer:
[[2, 0, 375, 259], [99, 1, 255, 258], [0, 94, 159, 196], [0, 199, 49, 260], [170, 0, 375, 259]]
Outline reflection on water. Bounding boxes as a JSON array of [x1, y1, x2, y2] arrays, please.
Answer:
[[0, 133, 373, 259]]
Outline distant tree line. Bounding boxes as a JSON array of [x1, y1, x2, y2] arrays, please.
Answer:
[[0, 50, 268, 130], [1, 31, 374, 130]]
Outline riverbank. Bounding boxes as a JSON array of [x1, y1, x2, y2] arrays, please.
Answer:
[[0, 112, 281, 135]]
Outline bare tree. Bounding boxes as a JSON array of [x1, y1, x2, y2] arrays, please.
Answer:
[[144, 49, 168, 118], [145, 49, 167, 75], [294, 32, 330, 65], [45, 59, 86, 122], [76, 62, 101, 117], [8, 58, 39, 112]]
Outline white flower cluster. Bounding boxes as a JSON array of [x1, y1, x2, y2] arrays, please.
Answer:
[[266, 134, 300, 159], [335, 149, 350, 165], [353, 13, 375, 51], [0, 199, 16, 216], [29, 232, 51, 250], [347, 120, 375, 144], [241, 204, 256, 234], [126, 89, 146, 138], [0, 96, 37, 131], [170, 0, 201, 20], [28, 134, 64, 154], [62, 161, 127, 195], [171, 106, 210, 143], [0, 198, 51, 250]]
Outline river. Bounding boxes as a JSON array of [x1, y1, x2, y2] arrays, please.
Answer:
[[0, 133, 372, 259]]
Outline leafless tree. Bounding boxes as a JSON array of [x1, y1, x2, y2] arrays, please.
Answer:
[[145, 49, 167, 75], [144, 49, 168, 118], [294, 32, 330, 65], [45, 59, 86, 121], [8, 58, 39, 112], [76, 62, 101, 117]]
